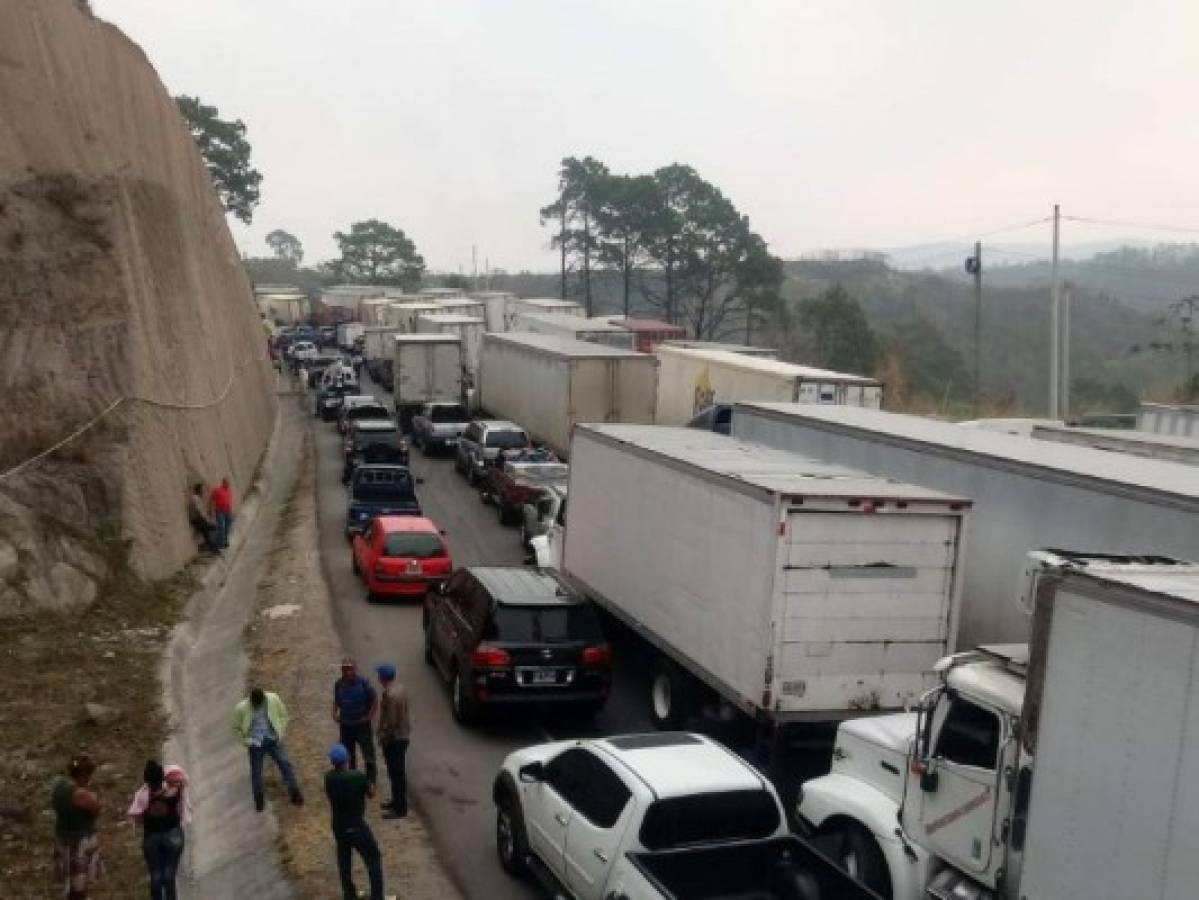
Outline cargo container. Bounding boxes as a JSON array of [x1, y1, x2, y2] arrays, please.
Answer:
[[1138, 401, 1199, 436], [477, 333, 656, 457], [733, 403, 1199, 645], [560, 424, 970, 731], [415, 313, 485, 382], [388, 302, 442, 332], [512, 312, 636, 349], [506, 297, 584, 330], [430, 297, 486, 321], [1030, 422, 1199, 465], [336, 323, 365, 350], [603, 316, 687, 352], [391, 334, 464, 431], [654, 345, 882, 427], [660, 339, 779, 359], [417, 287, 465, 300], [359, 297, 395, 326], [362, 326, 401, 363], [469, 291, 516, 332]]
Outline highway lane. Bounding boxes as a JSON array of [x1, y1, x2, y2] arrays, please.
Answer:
[[311, 375, 655, 900]]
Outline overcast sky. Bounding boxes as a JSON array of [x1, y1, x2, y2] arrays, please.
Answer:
[[97, 0, 1199, 273]]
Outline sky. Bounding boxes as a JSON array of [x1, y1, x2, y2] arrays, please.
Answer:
[[97, 0, 1199, 273]]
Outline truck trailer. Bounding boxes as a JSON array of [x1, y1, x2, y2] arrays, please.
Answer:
[[416, 313, 485, 383], [733, 403, 1199, 646], [654, 345, 882, 427], [560, 424, 970, 733], [477, 333, 657, 457], [798, 550, 1199, 900], [391, 334, 464, 432], [512, 312, 637, 349]]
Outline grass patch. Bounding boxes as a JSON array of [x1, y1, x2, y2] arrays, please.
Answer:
[[0, 564, 195, 897]]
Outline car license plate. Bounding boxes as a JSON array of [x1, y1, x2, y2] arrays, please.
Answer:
[[531, 668, 558, 685]]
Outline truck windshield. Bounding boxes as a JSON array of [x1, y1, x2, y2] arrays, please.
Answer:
[[489, 604, 602, 643], [639, 790, 780, 851], [486, 430, 529, 449], [430, 405, 468, 422]]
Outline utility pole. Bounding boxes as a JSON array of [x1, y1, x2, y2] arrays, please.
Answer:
[[1060, 283, 1072, 420], [472, 245, 478, 291], [1049, 203, 1061, 419], [966, 242, 983, 417]]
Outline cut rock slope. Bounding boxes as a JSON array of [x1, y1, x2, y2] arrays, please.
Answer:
[[0, 0, 276, 608]]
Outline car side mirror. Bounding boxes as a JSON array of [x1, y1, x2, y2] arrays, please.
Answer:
[[518, 762, 544, 783], [918, 763, 939, 793]]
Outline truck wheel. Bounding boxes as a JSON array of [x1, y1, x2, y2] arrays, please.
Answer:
[[452, 668, 477, 726], [495, 791, 529, 877], [648, 658, 692, 730], [828, 822, 892, 899]]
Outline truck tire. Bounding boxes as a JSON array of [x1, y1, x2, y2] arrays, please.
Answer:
[[495, 790, 529, 877], [452, 668, 477, 726], [648, 658, 693, 730], [827, 821, 892, 899]]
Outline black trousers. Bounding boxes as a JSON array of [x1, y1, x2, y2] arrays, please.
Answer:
[[339, 722, 377, 784], [381, 738, 409, 814]]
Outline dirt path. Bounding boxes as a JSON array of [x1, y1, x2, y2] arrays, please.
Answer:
[[248, 408, 460, 900]]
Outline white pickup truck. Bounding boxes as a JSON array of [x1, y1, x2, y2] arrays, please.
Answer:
[[492, 732, 879, 900]]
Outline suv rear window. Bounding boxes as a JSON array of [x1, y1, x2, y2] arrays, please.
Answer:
[[383, 532, 444, 558], [639, 790, 780, 851], [430, 405, 468, 422], [488, 604, 602, 642], [486, 430, 529, 449]]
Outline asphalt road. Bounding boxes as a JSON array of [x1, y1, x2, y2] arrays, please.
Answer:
[[311, 376, 657, 900]]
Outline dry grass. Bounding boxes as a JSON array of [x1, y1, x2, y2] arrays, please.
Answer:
[[247, 429, 459, 900], [0, 565, 195, 897]]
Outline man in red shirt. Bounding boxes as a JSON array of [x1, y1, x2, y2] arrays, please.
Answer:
[[210, 478, 234, 549]]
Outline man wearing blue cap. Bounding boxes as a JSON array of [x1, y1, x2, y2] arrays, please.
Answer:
[[375, 664, 410, 820], [325, 743, 385, 900]]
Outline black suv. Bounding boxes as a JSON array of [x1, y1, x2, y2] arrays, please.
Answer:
[[342, 419, 408, 484], [423, 567, 611, 725]]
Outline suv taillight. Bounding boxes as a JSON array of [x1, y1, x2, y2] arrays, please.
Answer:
[[582, 644, 612, 666], [471, 645, 511, 668]]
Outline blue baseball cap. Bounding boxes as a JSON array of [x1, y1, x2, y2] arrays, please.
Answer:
[[376, 663, 396, 681], [328, 743, 349, 765]]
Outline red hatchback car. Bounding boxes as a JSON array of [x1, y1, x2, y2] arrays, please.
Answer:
[[352, 516, 452, 601]]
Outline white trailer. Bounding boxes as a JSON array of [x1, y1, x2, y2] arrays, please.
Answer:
[[359, 297, 395, 326], [477, 333, 656, 457], [469, 291, 516, 332], [506, 297, 584, 331], [654, 345, 882, 427], [391, 333, 464, 431], [734, 403, 1199, 646], [431, 297, 486, 321], [1030, 422, 1199, 466], [562, 424, 970, 730], [798, 551, 1199, 900], [511, 312, 637, 349], [416, 313, 485, 382], [362, 326, 401, 363], [387, 301, 442, 332], [661, 339, 779, 359], [1137, 401, 1199, 437], [336, 323, 365, 350]]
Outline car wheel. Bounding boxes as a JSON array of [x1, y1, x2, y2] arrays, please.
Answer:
[[828, 822, 893, 899], [365, 588, 377, 604], [451, 668, 476, 726], [497, 501, 512, 526], [648, 657, 693, 730], [467, 463, 478, 486], [495, 790, 529, 877], [423, 625, 435, 666]]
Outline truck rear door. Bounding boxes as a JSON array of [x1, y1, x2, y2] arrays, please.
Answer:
[[775, 507, 962, 712]]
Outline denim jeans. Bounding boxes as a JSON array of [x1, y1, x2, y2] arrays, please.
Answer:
[[339, 722, 377, 785], [335, 823, 383, 900], [381, 738, 408, 814], [248, 738, 298, 799], [215, 511, 232, 548], [143, 827, 184, 900]]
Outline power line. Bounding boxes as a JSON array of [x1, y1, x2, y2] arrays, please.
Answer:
[[880, 215, 1053, 257], [1063, 215, 1199, 237]]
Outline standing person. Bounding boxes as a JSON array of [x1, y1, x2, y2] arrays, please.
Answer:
[[332, 658, 377, 786], [50, 754, 102, 900], [325, 744, 387, 900], [188, 483, 220, 553], [233, 687, 304, 811], [127, 761, 189, 900], [375, 664, 410, 819], [210, 477, 234, 549]]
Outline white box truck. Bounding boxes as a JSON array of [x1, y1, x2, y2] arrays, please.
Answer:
[[388, 301, 442, 332], [506, 297, 584, 330], [477, 333, 657, 457], [654, 345, 883, 427], [561, 424, 970, 732], [336, 323, 365, 351], [391, 333, 463, 431], [431, 297, 486, 321], [416, 313, 485, 384], [512, 312, 637, 349], [734, 402, 1199, 646], [798, 550, 1199, 900], [470, 291, 516, 332]]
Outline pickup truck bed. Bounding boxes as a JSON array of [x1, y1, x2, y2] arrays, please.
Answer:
[[627, 836, 878, 900]]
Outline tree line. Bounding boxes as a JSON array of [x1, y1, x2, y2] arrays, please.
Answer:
[[541, 156, 783, 340]]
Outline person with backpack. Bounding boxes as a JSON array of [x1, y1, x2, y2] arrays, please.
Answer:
[[127, 760, 190, 900]]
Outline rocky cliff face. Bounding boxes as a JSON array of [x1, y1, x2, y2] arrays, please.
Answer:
[[0, 0, 277, 609]]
